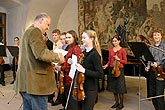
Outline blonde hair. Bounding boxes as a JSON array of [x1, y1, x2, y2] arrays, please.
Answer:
[[84, 30, 103, 63]]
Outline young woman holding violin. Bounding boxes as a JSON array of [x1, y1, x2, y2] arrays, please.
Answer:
[[55, 30, 82, 110], [76, 30, 104, 110], [103, 35, 127, 110]]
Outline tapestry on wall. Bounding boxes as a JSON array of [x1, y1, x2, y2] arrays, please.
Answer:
[[78, 0, 165, 54]]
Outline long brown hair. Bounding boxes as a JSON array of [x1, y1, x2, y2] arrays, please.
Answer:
[[111, 35, 122, 47], [67, 30, 79, 45]]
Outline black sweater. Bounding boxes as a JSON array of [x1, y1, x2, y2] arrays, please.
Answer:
[[82, 48, 104, 91]]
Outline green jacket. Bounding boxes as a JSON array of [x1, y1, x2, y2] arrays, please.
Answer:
[[14, 26, 59, 95]]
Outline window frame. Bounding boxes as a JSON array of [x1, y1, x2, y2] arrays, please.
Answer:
[[0, 12, 6, 46]]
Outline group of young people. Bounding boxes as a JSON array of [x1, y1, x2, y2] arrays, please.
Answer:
[[13, 12, 165, 110], [14, 13, 103, 110]]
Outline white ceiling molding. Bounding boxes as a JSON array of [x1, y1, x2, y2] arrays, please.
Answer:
[[0, 0, 30, 9]]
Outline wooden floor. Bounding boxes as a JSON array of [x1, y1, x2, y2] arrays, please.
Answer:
[[0, 71, 158, 110]]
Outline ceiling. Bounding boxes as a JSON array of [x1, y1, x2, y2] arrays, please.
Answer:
[[0, 0, 29, 9]]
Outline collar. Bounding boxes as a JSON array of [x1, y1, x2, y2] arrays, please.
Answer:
[[154, 41, 163, 47]]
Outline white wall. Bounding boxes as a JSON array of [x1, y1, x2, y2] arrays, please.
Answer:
[[7, 4, 29, 46], [0, 7, 7, 12], [25, 0, 69, 40], [57, 0, 78, 33], [3, 0, 78, 45]]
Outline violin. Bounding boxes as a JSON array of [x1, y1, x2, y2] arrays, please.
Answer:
[[152, 66, 165, 80], [142, 60, 165, 80], [15, 57, 18, 65], [72, 53, 85, 101], [0, 57, 5, 65], [58, 71, 64, 94], [111, 52, 121, 77]]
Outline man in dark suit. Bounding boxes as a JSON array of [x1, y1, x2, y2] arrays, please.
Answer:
[[43, 32, 57, 105], [43, 32, 53, 50]]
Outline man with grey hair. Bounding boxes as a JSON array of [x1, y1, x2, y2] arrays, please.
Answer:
[[14, 13, 64, 110]]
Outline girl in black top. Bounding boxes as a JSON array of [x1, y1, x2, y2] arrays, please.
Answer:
[[76, 30, 104, 110]]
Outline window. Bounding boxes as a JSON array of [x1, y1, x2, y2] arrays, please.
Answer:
[[0, 12, 6, 46]]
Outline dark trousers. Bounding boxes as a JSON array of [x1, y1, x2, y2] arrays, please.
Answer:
[[48, 71, 62, 102], [12, 65, 17, 81], [147, 71, 165, 110], [11, 57, 18, 83], [0, 65, 5, 83], [62, 85, 79, 110], [82, 90, 97, 110], [98, 76, 105, 92]]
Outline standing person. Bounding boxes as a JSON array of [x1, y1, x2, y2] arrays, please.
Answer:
[[52, 29, 63, 50], [60, 32, 69, 51], [145, 27, 165, 110], [102, 35, 127, 110], [75, 30, 104, 110], [55, 30, 82, 110], [43, 32, 53, 50], [0, 56, 5, 86], [14, 13, 63, 110], [42, 32, 55, 105], [10, 37, 20, 84], [52, 32, 69, 109], [0, 42, 5, 86], [51, 29, 63, 106]]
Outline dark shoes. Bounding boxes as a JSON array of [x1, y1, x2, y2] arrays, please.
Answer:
[[10, 80, 15, 84], [116, 104, 124, 110], [111, 103, 119, 108], [111, 103, 124, 110], [51, 100, 62, 106], [0, 82, 5, 86]]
